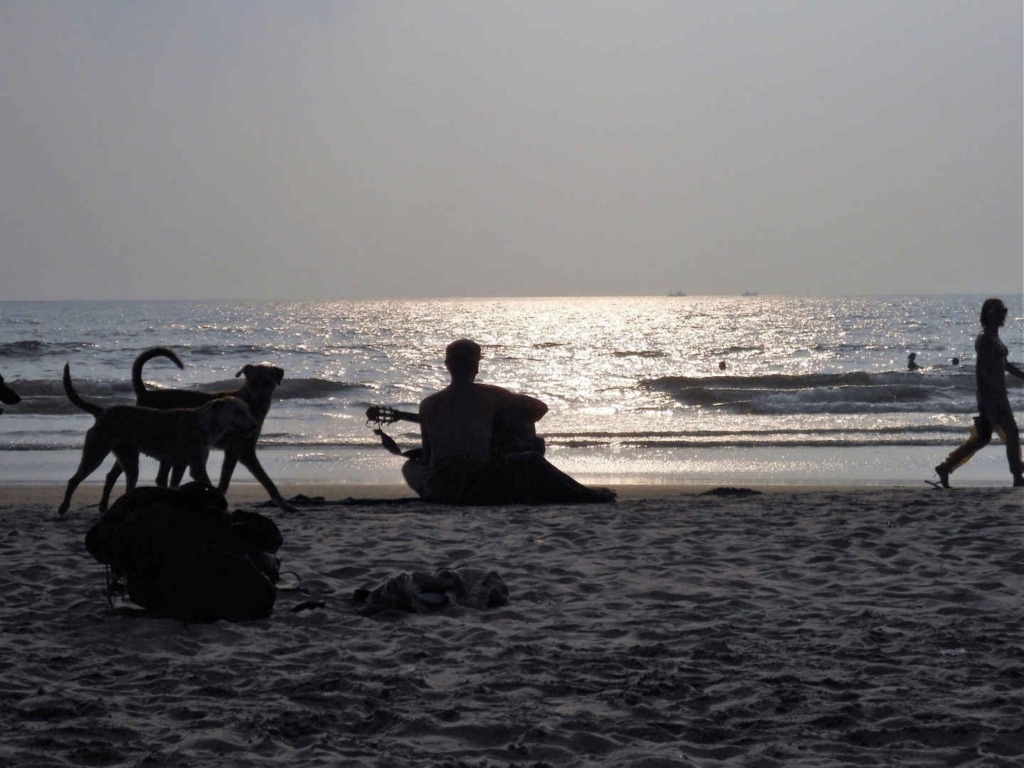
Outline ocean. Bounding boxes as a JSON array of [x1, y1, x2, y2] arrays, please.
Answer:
[[1, 294, 1022, 488]]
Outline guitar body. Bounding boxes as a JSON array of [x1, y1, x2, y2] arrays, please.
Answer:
[[492, 405, 546, 456]]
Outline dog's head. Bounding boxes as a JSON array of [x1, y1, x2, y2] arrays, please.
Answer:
[[235, 364, 285, 404], [206, 396, 261, 441], [0, 374, 21, 414]]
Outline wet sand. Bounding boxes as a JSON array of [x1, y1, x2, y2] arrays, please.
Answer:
[[2, 483, 1022, 767]]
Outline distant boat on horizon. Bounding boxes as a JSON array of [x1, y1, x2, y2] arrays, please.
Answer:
[[668, 291, 687, 297], [741, 291, 759, 297]]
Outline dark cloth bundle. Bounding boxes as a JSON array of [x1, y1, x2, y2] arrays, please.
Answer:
[[86, 482, 283, 622], [353, 567, 509, 615]]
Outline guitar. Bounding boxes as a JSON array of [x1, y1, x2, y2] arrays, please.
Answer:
[[366, 404, 545, 457]]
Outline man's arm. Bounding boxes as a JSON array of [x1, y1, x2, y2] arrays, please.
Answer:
[[417, 397, 435, 464], [1006, 361, 1024, 380]]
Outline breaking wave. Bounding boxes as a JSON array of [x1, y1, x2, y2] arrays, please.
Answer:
[[640, 371, 1002, 416]]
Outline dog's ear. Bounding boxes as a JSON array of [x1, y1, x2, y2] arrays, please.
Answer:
[[236, 365, 253, 379], [272, 368, 284, 385]]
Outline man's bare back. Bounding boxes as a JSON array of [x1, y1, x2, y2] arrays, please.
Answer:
[[418, 382, 546, 501]]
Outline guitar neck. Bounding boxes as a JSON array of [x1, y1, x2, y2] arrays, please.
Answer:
[[367, 405, 421, 425], [390, 409, 421, 424]]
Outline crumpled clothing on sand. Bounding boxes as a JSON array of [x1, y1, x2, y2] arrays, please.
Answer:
[[353, 566, 509, 614]]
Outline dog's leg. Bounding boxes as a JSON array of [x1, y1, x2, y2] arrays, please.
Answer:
[[218, 449, 240, 492], [115, 449, 141, 493], [99, 463, 123, 514], [155, 461, 172, 487], [168, 463, 187, 487], [187, 449, 213, 486], [58, 430, 110, 516], [233, 447, 298, 513]]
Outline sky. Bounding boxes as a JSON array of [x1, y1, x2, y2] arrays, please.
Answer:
[[1, 1, 1021, 300]]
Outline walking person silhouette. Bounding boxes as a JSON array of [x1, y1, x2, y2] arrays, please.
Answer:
[[934, 298, 1024, 488]]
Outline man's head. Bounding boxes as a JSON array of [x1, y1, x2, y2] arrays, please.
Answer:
[[445, 339, 482, 380], [980, 298, 1008, 329]]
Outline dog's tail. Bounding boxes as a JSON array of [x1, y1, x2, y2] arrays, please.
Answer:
[[132, 347, 185, 399], [63, 363, 103, 417]]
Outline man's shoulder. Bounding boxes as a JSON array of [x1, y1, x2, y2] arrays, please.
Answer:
[[421, 384, 501, 407], [475, 383, 513, 396], [419, 390, 447, 413]]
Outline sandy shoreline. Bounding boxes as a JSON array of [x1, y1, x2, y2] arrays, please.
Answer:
[[0, 480, 963, 509], [2, 484, 1022, 767]]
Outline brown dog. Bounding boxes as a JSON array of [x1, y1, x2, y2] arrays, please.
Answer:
[[0, 374, 20, 414], [100, 347, 297, 513], [58, 363, 259, 517]]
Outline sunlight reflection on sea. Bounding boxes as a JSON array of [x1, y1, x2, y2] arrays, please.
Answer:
[[0, 294, 1021, 485]]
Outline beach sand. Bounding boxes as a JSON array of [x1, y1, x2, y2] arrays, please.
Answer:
[[1, 483, 1022, 767]]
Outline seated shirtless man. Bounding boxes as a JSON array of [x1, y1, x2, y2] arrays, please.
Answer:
[[402, 339, 615, 504]]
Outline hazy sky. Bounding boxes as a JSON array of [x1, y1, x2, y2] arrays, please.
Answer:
[[1, 1, 1021, 300]]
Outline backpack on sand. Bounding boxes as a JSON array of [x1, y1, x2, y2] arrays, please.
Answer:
[[86, 482, 283, 622]]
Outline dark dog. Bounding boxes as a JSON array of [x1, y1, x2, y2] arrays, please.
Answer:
[[0, 374, 20, 414], [100, 347, 297, 513], [58, 363, 259, 517]]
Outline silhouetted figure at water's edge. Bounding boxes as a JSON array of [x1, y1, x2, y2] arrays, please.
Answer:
[[402, 339, 615, 504], [934, 298, 1024, 488]]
